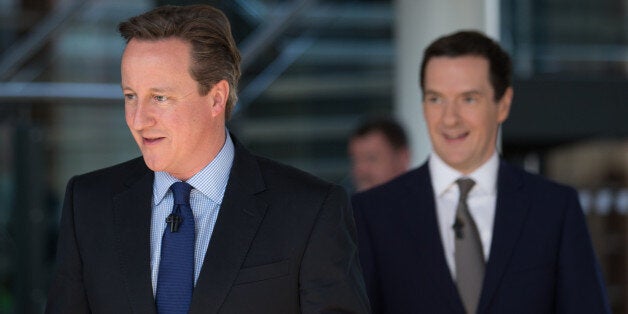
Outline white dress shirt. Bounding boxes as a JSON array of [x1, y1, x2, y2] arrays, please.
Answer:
[[428, 152, 499, 279]]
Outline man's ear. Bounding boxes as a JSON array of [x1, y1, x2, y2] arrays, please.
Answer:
[[497, 87, 513, 123], [209, 80, 229, 118]]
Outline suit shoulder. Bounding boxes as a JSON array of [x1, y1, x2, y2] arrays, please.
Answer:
[[253, 154, 336, 194], [352, 166, 426, 204], [246, 154, 351, 220], [71, 157, 147, 187], [502, 161, 578, 196]]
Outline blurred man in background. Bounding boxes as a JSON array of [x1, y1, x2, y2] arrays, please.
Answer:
[[348, 117, 410, 192]]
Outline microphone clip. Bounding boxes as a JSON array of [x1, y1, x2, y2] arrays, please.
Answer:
[[166, 214, 182, 233], [453, 217, 464, 239]]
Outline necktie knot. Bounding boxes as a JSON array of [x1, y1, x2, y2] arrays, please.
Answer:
[[456, 178, 475, 201], [170, 182, 193, 205]]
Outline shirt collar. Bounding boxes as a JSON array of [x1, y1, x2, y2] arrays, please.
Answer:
[[429, 151, 499, 197], [153, 131, 235, 205]]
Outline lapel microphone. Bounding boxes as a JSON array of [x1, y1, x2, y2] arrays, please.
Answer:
[[453, 217, 464, 239], [166, 213, 182, 232]]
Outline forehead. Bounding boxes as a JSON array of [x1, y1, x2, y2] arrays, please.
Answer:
[[121, 37, 195, 89], [424, 55, 492, 93], [122, 37, 192, 68]]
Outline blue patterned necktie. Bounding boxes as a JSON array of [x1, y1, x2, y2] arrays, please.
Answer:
[[156, 182, 195, 314]]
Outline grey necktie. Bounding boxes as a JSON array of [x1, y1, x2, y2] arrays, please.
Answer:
[[453, 178, 484, 314]]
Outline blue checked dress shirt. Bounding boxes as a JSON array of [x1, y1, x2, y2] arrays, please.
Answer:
[[149, 132, 235, 295]]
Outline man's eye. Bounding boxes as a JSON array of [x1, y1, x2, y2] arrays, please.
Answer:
[[426, 96, 441, 104], [154, 95, 167, 102], [124, 94, 136, 101]]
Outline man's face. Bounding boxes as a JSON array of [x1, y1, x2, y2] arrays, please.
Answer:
[[422, 55, 511, 174], [121, 37, 228, 180], [349, 131, 410, 191]]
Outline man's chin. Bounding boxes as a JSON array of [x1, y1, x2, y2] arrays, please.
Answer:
[[141, 156, 166, 172]]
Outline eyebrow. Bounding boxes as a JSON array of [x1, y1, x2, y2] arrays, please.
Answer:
[[149, 87, 173, 93], [119, 86, 173, 93], [423, 89, 483, 96], [423, 90, 441, 97], [461, 90, 483, 96]]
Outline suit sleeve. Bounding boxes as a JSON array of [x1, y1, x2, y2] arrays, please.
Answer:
[[555, 188, 611, 313], [352, 194, 381, 313], [45, 177, 90, 313], [299, 184, 371, 314]]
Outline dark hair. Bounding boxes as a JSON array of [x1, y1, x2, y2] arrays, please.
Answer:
[[350, 117, 408, 150], [118, 5, 241, 120], [419, 30, 512, 101]]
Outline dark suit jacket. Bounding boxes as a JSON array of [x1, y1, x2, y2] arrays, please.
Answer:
[[353, 161, 610, 314], [46, 141, 369, 313]]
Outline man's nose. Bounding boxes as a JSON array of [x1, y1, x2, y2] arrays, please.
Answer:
[[129, 99, 155, 130]]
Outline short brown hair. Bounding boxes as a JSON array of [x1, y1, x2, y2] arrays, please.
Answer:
[[118, 5, 241, 120], [419, 30, 512, 101], [351, 117, 408, 150]]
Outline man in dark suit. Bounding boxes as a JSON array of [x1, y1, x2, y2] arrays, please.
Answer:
[[46, 5, 369, 313], [353, 30, 610, 313]]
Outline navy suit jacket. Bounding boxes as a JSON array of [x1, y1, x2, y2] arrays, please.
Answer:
[[353, 161, 610, 313], [46, 139, 369, 313]]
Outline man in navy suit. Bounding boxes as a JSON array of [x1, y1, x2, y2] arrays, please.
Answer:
[[352, 30, 610, 313], [46, 5, 369, 313]]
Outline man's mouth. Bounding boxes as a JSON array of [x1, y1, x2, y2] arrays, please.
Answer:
[[443, 131, 469, 141], [143, 136, 165, 145]]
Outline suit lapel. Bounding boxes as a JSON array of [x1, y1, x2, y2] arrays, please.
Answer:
[[478, 161, 530, 313], [398, 165, 465, 313], [189, 142, 268, 313], [112, 159, 157, 313]]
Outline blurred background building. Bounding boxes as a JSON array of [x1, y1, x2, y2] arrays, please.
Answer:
[[0, 0, 625, 312]]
